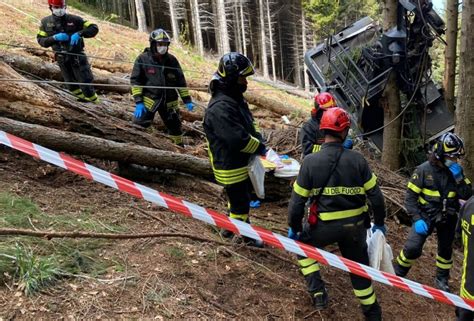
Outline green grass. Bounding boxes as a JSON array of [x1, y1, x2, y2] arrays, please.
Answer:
[[0, 192, 125, 295]]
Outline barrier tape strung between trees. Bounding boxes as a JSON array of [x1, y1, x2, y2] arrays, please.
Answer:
[[0, 130, 473, 312]]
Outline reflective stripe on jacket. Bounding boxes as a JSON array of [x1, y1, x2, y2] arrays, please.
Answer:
[[459, 197, 474, 300]]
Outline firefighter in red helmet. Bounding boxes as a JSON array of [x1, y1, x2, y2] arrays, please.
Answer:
[[288, 107, 386, 320], [37, 0, 99, 103]]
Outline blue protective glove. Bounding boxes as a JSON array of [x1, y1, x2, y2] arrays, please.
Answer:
[[70, 32, 81, 46], [287, 227, 299, 240], [343, 137, 353, 149], [133, 102, 146, 119], [185, 102, 195, 112], [371, 224, 387, 235], [414, 219, 429, 235], [249, 200, 261, 208], [448, 163, 464, 183], [53, 33, 69, 42]]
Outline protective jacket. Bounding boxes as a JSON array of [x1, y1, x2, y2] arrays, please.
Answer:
[[37, 14, 98, 53], [300, 110, 325, 157], [203, 89, 263, 186], [459, 197, 474, 301], [288, 143, 385, 232], [406, 160, 472, 223], [130, 49, 191, 111]]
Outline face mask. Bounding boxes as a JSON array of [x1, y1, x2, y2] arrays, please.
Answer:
[[444, 159, 456, 167], [157, 46, 168, 55], [237, 83, 247, 93], [52, 8, 66, 17]]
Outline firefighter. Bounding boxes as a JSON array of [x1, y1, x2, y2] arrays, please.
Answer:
[[456, 196, 474, 321], [131, 28, 194, 146], [394, 132, 472, 292], [300, 92, 352, 158], [288, 107, 386, 321], [203, 52, 265, 247], [37, 0, 99, 103]]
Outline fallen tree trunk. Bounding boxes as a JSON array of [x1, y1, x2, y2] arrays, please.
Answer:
[[0, 117, 213, 179]]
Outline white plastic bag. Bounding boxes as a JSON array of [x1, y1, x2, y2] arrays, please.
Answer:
[[274, 157, 301, 178], [248, 156, 265, 199], [366, 226, 394, 273]]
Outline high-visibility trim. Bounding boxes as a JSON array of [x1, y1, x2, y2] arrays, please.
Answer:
[[363, 173, 377, 191], [293, 182, 311, 198], [253, 120, 261, 134], [312, 144, 322, 153], [298, 257, 317, 267], [229, 213, 248, 222], [418, 196, 428, 205], [83, 21, 93, 28], [421, 188, 441, 197], [407, 182, 422, 194], [241, 136, 260, 153], [169, 134, 183, 145], [178, 88, 190, 97], [37, 30, 47, 37], [461, 232, 474, 300], [359, 293, 377, 305], [465, 178, 471, 184], [71, 88, 83, 95], [143, 96, 155, 109], [301, 263, 320, 275], [208, 139, 249, 183], [320, 186, 365, 196], [472, 216, 474, 226], [397, 250, 414, 267], [354, 286, 374, 298], [241, 65, 254, 76], [166, 100, 179, 109], [83, 93, 98, 102], [319, 205, 368, 221], [131, 86, 143, 96], [448, 191, 457, 198], [461, 287, 474, 300], [436, 255, 453, 269]]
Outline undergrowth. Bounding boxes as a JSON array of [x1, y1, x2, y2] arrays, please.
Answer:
[[0, 192, 124, 295]]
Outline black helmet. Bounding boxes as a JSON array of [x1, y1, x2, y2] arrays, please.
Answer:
[[433, 132, 465, 159], [149, 28, 171, 44], [216, 52, 255, 83]]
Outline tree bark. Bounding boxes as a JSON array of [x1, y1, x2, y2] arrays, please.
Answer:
[[134, 0, 147, 32], [191, 0, 204, 56], [456, 0, 474, 179], [0, 117, 213, 179], [259, 0, 269, 78], [302, 11, 310, 92], [381, 0, 402, 170], [444, 0, 459, 113], [240, 1, 247, 56], [129, 0, 137, 27], [168, 0, 180, 41], [215, 0, 230, 54], [266, 0, 276, 82]]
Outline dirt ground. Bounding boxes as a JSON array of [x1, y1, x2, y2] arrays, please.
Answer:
[[0, 146, 465, 320]]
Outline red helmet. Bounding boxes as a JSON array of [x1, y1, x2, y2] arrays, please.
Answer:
[[48, 0, 65, 7], [314, 92, 336, 110], [320, 107, 351, 132]]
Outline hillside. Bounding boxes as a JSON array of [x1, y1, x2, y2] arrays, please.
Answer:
[[0, 1, 466, 320]]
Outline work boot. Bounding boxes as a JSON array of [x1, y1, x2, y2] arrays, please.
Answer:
[[393, 262, 410, 277], [231, 235, 264, 248], [362, 301, 382, 321], [311, 288, 328, 310], [435, 275, 450, 292], [220, 228, 234, 239]]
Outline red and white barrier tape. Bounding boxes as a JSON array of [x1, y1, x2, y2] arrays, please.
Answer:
[[1, 130, 473, 311]]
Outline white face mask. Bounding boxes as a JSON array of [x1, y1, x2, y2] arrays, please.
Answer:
[[52, 8, 66, 17], [157, 46, 168, 55]]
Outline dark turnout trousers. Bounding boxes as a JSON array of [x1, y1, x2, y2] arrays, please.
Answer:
[[56, 52, 97, 102]]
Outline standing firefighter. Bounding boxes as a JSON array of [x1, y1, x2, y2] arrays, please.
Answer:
[[300, 92, 353, 158], [203, 52, 265, 247], [288, 107, 386, 321], [37, 0, 99, 103], [131, 28, 194, 146], [456, 196, 474, 321], [394, 132, 472, 292]]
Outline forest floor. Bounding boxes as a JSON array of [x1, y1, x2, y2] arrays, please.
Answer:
[[0, 1, 466, 320]]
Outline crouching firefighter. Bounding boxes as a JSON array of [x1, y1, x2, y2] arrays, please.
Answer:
[[203, 52, 266, 247], [456, 196, 474, 321], [288, 107, 386, 321], [131, 28, 195, 146], [394, 132, 472, 292], [37, 0, 99, 103]]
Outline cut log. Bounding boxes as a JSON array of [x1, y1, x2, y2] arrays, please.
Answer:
[[0, 117, 213, 179]]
